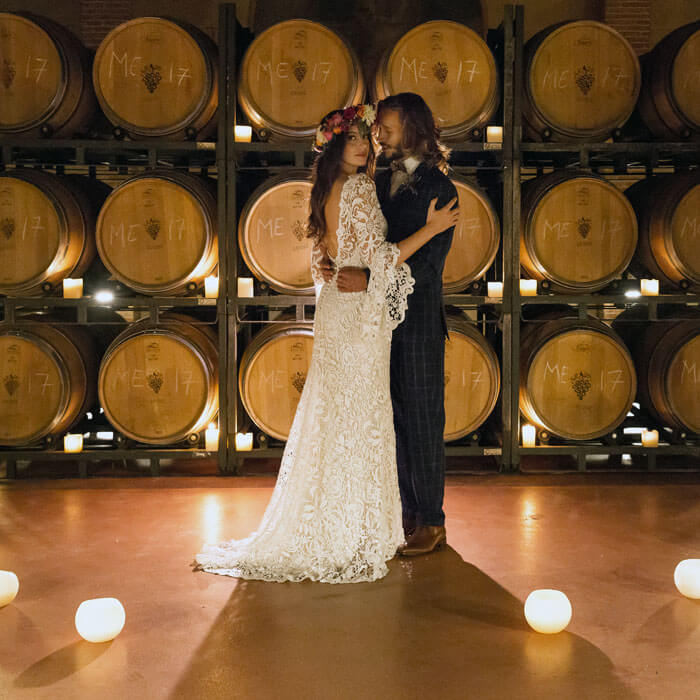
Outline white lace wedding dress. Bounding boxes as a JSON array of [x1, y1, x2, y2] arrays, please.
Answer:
[[195, 173, 415, 583]]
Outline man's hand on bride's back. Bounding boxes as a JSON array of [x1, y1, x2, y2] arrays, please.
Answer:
[[336, 267, 368, 293], [319, 253, 335, 282]]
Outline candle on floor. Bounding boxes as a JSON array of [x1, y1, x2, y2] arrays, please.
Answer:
[[641, 429, 659, 447], [674, 560, 700, 599], [63, 278, 83, 298], [235, 432, 253, 451], [234, 125, 252, 142], [64, 434, 83, 453], [205, 423, 219, 451], [487, 282, 503, 298], [75, 598, 126, 643], [640, 279, 659, 296], [522, 424, 536, 447], [486, 126, 503, 143], [524, 589, 572, 634], [520, 279, 538, 296], [0, 571, 19, 607], [237, 277, 254, 297], [204, 276, 219, 298]]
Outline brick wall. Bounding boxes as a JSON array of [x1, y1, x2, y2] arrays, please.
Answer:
[[604, 0, 651, 53], [80, 0, 131, 48]]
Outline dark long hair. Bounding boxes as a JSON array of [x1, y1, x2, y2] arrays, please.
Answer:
[[307, 117, 376, 243], [378, 92, 451, 174]]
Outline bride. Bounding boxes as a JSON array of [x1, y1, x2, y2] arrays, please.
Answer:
[[195, 105, 459, 583]]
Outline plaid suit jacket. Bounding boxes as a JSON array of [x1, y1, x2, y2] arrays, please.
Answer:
[[376, 162, 457, 339]]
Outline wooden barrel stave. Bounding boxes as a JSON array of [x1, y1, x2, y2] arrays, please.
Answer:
[[0, 319, 96, 445], [93, 18, 218, 140], [523, 21, 641, 142], [238, 19, 364, 140], [98, 315, 218, 444], [238, 171, 314, 294], [95, 169, 217, 295], [521, 170, 638, 293], [0, 169, 104, 296], [372, 20, 499, 140], [520, 313, 636, 440], [0, 12, 96, 137]]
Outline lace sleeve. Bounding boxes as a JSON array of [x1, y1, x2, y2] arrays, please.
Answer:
[[310, 242, 325, 288], [344, 174, 414, 337]]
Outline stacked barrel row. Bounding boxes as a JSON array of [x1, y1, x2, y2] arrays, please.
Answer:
[[0, 315, 218, 446]]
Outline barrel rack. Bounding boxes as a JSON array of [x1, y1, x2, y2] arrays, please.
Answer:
[[1, 4, 699, 478]]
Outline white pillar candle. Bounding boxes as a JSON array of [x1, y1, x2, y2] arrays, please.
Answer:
[[204, 276, 219, 298], [640, 279, 659, 296], [205, 424, 219, 451], [235, 432, 253, 451], [524, 589, 572, 634], [674, 560, 700, 599], [0, 571, 19, 607], [234, 125, 252, 142], [486, 126, 503, 143], [520, 279, 538, 296], [237, 277, 254, 297], [487, 282, 503, 298], [641, 429, 659, 447], [63, 278, 83, 298], [64, 434, 83, 453], [75, 598, 126, 643], [522, 424, 536, 447]]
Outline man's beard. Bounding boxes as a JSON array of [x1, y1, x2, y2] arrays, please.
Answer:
[[378, 144, 403, 165]]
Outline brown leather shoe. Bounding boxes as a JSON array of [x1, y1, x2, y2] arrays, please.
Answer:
[[402, 516, 417, 539], [398, 525, 447, 557]]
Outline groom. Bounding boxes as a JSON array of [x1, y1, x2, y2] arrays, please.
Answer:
[[322, 92, 457, 556]]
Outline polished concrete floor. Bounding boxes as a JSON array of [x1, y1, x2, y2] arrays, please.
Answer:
[[1, 473, 700, 700]]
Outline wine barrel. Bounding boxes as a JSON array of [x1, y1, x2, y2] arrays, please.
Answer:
[[520, 170, 637, 293], [444, 310, 499, 440], [520, 313, 636, 440], [0, 319, 96, 445], [613, 308, 700, 434], [238, 172, 314, 294], [95, 170, 217, 295], [0, 12, 96, 137], [372, 21, 499, 140], [239, 321, 313, 441], [93, 18, 218, 140], [0, 169, 102, 296], [625, 173, 700, 292], [638, 21, 700, 141], [98, 315, 218, 444], [443, 178, 499, 292], [238, 20, 364, 140], [523, 21, 641, 141]]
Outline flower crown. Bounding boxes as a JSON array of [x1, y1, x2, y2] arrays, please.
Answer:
[[314, 104, 377, 152]]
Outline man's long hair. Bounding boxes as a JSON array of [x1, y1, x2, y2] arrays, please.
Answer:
[[307, 118, 376, 242], [378, 93, 450, 174]]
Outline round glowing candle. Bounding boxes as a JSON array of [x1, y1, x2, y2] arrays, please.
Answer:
[[640, 279, 659, 296], [205, 423, 219, 451], [641, 429, 659, 447], [674, 560, 700, 599], [204, 276, 219, 298], [235, 432, 253, 451], [487, 282, 503, 298], [235, 125, 252, 142], [237, 277, 254, 297], [64, 433, 83, 453], [486, 126, 503, 143], [522, 424, 537, 447], [62, 278, 83, 298], [520, 279, 538, 296], [75, 598, 126, 643], [524, 589, 572, 634], [0, 571, 19, 607]]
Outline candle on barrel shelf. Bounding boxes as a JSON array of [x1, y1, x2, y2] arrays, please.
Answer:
[[520, 279, 538, 296], [238, 278, 254, 297], [205, 423, 219, 451], [204, 276, 219, 298], [64, 434, 83, 453], [63, 278, 83, 298], [235, 432, 253, 451], [641, 429, 659, 447], [640, 279, 659, 296], [487, 282, 503, 298], [522, 424, 536, 447]]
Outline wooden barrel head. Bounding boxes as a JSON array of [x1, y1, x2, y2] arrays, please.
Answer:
[[527, 21, 640, 139], [524, 326, 636, 439], [670, 182, 700, 283], [99, 331, 212, 443], [0, 14, 63, 131], [443, 179, 499, 292], [523, 175, 637, 292], [672, 28, 700, 132], [444, 320, 500, 440], [238, 176, 314, 294], [93, 18, 213, 136], [239, 20, 364, 139], [0, 176, 62, 291], [96, 174, 216, 294], [666, 334, 700, 434], [375, 21, 498, 138], [0, 334, 67, 444], [239, 324, 314, 441]]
